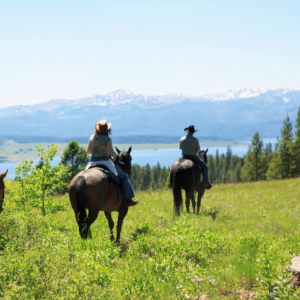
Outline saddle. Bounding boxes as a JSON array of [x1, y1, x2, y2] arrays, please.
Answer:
[[182, 156, 204, 183], [89, 165, 122, 186], [182, 155, 202, 172]]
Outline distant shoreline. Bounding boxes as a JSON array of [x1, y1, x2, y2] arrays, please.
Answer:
[[0, 139, 249, 163]]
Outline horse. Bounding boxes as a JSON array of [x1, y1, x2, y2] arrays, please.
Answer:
[[0, 169, 8, 214], [69, 147, 132, 242], [170, 150, 208, 215]]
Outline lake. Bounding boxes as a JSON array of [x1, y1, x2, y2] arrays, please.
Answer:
[[1, 138, 277, 179]]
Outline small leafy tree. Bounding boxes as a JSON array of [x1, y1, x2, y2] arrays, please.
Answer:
[[13, 144, 70, 216], [13, 160, 36, 211], [32, 144, 70, 215]]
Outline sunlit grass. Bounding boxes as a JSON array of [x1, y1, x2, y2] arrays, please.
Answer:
[[1, 178, 300, 299]]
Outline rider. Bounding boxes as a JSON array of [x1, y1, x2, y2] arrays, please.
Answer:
[[180, 125, 212, 190], [86, 119, 138, 206]]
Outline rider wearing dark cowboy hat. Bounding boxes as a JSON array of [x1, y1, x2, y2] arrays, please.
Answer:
[[179, 125, 212, 190]]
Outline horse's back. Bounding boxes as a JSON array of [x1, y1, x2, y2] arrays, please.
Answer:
[[69, 168, 123, 214], [171, 158, 200, 190], [171, 158, 194, 175]]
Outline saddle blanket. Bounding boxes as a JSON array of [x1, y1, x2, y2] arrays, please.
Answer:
[[97, 167, 122, 186]]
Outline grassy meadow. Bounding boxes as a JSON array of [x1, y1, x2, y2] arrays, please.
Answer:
[[1, 178, 300, 299]]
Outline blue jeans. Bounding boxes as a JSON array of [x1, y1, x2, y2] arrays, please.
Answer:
[[115, 165, 135, 199], [184, 155, 209, 184]]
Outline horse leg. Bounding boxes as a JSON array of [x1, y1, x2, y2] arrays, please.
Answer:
[[104, 212, 115, 242], [197, 189, 205, 215], [116, 204, 128, 243], [83, 210, 99, 239], [185, 190, 190, 213], [191, 192, 196, 214]]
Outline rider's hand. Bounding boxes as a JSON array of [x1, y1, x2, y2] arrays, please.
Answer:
[[114, 154, 120, 164], [199, 151, 205, 159]]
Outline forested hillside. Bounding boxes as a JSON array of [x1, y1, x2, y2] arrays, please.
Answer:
[[131, 106, 300, 188], [15, 106, 299, 191]]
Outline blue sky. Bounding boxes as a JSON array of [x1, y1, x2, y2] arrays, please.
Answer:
[[0, 0, 299, 108]]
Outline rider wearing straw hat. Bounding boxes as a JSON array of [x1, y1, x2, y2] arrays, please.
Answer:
[[180, 125, 212, 190], [86, 119, 138, 206]]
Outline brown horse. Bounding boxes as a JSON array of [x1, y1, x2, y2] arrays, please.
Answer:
[[170, 150, 208, 215], [69, 147, 132, 242], [0, 169, 8, 214]]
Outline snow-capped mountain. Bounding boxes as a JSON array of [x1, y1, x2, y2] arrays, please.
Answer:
[[1, 88, 299, 140]]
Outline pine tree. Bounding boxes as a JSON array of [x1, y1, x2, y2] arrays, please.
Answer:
[[215, 149, 221, 183], [292, 107, 300, 176], [234, 162, 242, 183], [207, 155, 216, 183], [225, 146, 232, 173], [267, 149, 282, 180], [264, 143, 273, 163], [61, 140, 89, 179], [241, 132, 267, 181], [278, 114, 294, 178]]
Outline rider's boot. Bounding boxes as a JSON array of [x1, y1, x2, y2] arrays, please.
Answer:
[[126, 197, 138, 206], [202, 182, 213, 190], [202, 169, 213, 190]]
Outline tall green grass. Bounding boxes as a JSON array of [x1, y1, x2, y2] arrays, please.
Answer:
[[1, 179, 300, 299]]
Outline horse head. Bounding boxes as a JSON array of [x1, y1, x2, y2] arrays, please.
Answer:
[[0, 169, 8, 213], [115, 147, 132, 177], [198, 148, 208, 164]]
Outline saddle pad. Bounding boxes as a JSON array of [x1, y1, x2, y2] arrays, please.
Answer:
[[97, 168, 122, 186]]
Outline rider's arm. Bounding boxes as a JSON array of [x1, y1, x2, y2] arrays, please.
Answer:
[[87, 141, 92, 155], [107, 140, 118, 157]]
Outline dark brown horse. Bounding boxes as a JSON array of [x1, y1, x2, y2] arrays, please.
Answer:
[[0, 169, 8, 214], [69, 147, 132, 242], [170, 150, 208, 215]]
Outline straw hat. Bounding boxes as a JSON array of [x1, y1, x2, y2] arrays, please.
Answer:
[[95, 119, 111, 133]]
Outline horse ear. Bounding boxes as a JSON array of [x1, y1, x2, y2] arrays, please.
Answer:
[[128, 146, 132, 154], [115, 147, 121, 154], [0, 169, 8, 180], [205, 148, 208, 153]]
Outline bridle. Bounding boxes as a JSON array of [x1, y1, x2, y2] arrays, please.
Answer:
[[116, 151, 132, 178]]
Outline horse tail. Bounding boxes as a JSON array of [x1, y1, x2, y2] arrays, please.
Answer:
[[169, 169, 173, 188], [75, 176, 87, 224], [172, 169, 183, 216]]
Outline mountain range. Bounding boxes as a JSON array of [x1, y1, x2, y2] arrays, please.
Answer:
[[1, 88, 299, 140]]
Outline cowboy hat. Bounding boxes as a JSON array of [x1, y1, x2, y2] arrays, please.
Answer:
[[95, 119, 112, 133], [184, 125, 197, 133]]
